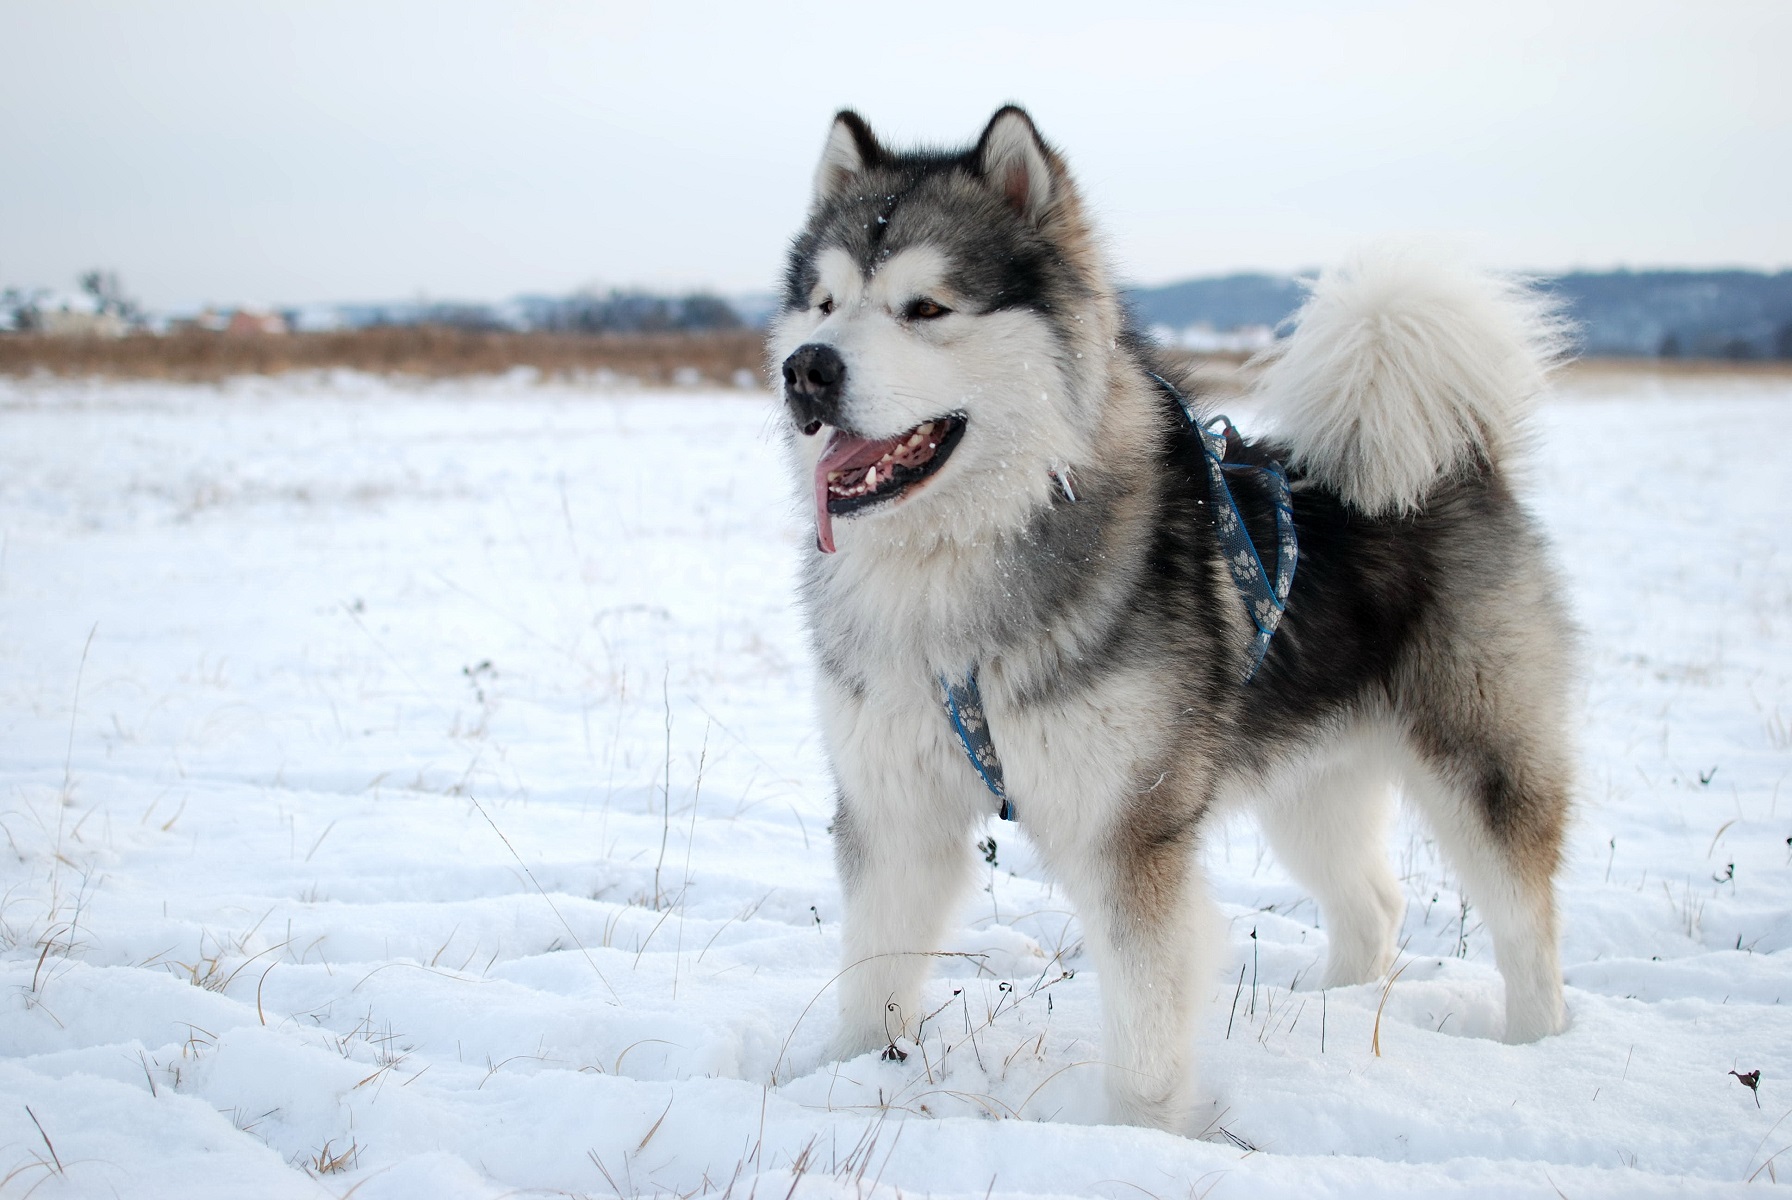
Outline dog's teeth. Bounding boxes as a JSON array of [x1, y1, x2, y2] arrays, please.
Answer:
[[828, 470, 842, 482], [865, 465, 877, 488], [906, 433, 923, 448]]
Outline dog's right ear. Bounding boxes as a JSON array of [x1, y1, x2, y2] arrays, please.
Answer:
[[812, 110, 883, 204], [974, 106, 1059, 225]]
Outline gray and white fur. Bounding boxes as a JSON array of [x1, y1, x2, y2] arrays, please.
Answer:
[[767, 106, 1575, 1133]]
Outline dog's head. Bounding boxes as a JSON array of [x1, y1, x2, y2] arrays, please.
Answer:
[[768, 107, 1120, 553]]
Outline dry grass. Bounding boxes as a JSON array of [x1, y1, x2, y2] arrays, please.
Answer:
[[1178, 352, 1792, 401], [0, 327, 1265, 395], [3, 329, 1782, 393], [1181, 352, 1792, 399], [305, 1138, 362, 1176], [0, 327, 771, 386], [1160, 349, 1261, 397], [1563, 356, 1792, 381]]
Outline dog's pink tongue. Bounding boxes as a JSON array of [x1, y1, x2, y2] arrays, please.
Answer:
[[812, 428, 901, 553]]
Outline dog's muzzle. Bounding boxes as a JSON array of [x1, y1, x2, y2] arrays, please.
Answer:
[[782, 343, 846, 433]]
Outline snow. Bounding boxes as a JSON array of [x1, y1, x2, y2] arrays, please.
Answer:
[[1148, 323, 1279, 354], [2, 369, 1789, 1198]]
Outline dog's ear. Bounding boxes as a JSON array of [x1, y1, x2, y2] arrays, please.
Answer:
[[813, 110, 883, 204], [975, 106, 1059, 224]]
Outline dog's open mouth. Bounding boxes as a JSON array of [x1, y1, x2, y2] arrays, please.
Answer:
[[810, 415, 966, 553]]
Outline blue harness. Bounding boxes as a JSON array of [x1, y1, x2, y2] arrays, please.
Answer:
[[940, 373, 1298, 822]]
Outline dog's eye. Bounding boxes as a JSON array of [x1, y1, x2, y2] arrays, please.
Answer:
[[816, 297, 835, 316], [906, 298, 950, 321]]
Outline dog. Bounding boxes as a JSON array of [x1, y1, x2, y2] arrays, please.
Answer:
[[767, 105, 1574, 1132]]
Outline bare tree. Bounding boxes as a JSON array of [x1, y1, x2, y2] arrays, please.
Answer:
[[78, 269, 138, 320]]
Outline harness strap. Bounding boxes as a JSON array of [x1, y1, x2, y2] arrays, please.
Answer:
[[940, 669, 1013, 821], [1149, 372, 1298, 682]]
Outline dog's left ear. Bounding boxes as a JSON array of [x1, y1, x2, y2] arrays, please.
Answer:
[[975, 106, 1060, 224], [813, 110, 884, 204]]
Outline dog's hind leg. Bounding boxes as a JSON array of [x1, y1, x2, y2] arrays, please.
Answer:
[[1252, 734, 1405, 988], [1398, 728, 1569, 1043]]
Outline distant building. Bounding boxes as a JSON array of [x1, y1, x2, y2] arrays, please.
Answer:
[[23, 291, 129, 337], [285, 305, 347, 333], [225, 308, 289, 335]]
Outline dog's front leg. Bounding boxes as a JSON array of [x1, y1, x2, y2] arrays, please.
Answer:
[[1054, 820, 1214, 1131], [827, 784, 977, 1060]]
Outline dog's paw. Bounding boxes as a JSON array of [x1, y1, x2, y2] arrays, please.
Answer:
[[1319, 923, 1398, 989], [1104, 1086, 1192, 1134], [824, 1023, 888, 1064], [1502, 993, 1568, 1043], [1319, 946, 1396, 990]]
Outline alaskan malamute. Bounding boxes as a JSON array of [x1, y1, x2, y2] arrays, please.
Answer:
[[768, 106, 1573, 1131]]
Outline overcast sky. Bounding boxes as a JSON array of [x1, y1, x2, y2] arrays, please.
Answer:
[[2, 0, 1788, 308]]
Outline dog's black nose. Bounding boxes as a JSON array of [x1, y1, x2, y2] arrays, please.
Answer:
[[782, 343, 846, 429]]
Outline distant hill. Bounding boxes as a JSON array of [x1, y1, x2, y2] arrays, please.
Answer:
[[1542, 271, 1792, 358], [1122, 274, 1308, 334], [1124, 269, 1792, 359]]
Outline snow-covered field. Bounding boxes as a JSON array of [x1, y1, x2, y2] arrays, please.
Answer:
[[2, 370, 1789, 1198]]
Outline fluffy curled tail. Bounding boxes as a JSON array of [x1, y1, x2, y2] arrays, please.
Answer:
[[1253, 248, 1571, 516]]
